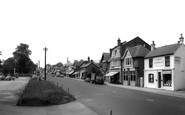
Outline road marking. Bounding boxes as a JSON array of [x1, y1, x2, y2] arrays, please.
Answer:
[[147, 99, 154, 102]]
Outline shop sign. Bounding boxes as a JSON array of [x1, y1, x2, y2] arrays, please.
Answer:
[[175, 56, 181, 64], [163, 70, 171, 74], [154, 57, 164, 67]]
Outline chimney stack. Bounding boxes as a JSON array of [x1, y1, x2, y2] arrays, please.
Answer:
[[117, 38, 121, 46], [88, 56, 90, 62], [179, 33, 184, 44], [151, 41, 156, 51]]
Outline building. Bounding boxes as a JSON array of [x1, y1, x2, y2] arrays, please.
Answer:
[[105, 37, 150, 84], [144, 34, 185, 91], [72, 60, 84, 78], [99, 52, 110, 81], [79, 57, 100, 80], [121, 45, 150, 87]]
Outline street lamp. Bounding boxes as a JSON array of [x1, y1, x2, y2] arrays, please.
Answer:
[[43, 47, 48, 80]]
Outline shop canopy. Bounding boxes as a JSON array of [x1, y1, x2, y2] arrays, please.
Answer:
[[105, 72, 118, 77]]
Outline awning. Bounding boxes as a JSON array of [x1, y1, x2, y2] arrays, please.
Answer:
[[105, 72, 118, 77], [69, 70, 74, 75], [73, 72, 79, 75]]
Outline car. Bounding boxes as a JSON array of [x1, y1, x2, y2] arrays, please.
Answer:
[[5, 75, 12, 81], [0, 74, 5, 81], [95, 75, 104, 84], [85, 77, 91, 82]]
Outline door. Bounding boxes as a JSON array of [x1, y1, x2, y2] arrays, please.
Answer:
[[158, 72, 161, 88]]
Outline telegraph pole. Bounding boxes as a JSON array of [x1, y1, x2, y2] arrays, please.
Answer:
[[43, 47, 48, 80]]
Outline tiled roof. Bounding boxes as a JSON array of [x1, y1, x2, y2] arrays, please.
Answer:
[[145, 43, 181, 58], [127, 45, 150, 58], [100, 52, 110, 63], [103, 53, 110, 62], [73, 60, 84, 67], [80, 60, 99, 68]]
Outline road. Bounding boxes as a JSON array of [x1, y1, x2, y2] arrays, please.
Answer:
[[48, 76, 185, 115]]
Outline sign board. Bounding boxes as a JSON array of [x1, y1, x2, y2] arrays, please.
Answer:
[[175, 56, 181, 64], [154, 57, 164, 67]]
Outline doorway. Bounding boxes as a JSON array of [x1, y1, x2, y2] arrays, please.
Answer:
[[158, 72, 161, 88]]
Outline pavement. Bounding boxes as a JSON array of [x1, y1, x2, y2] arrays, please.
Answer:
[[0, 77, 97, 115], [105, 82, 185, 99], [66, 77, 185, 99]]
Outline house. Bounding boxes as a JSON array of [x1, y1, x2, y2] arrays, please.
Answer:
[[72, 60, 84, 78], [105, 37, 150, 84], [79, 57, 100, 80], [144, 34, 185, 91], [99, 52, 110, 81], [121, 45, 150, 87]]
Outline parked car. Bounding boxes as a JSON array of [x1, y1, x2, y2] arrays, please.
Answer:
[[5, 75, 12, 81], [91, 73, 104, 84], [85, 77, 91, 82], [0, 74, 5, 80], [95, 75, 104, 84]]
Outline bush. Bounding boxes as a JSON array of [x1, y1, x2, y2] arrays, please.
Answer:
[[17, 79, 75, 106]]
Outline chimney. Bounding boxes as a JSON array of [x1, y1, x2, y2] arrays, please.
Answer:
[[179, 33, 184, 44], [151, 41, 156, 51], [117, 38, 121, 46], [88, 56, 90, 62]]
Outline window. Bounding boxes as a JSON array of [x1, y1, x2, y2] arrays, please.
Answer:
[[131, 71, 136, 81], [114, 50, 117, 56], [163, 74, 171, 86], [148, 74, 154, 83], [125, 58, 132, 65], [165, 56, 170, 67], [149, 59, 153, 68], [123, 71, 128, 80]]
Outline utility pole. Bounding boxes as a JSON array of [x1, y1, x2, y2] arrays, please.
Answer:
[[43, 47, 48, 80]]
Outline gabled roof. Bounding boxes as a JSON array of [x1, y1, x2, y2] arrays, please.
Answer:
[[80, 60, 99, 68], [100, 52, 110, 63], [73, 60, 84, 67], [145, 43, 182, 58], [121, 45, 150, 59]]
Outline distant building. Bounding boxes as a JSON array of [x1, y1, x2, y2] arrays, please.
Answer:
[[99, 52, 110, 81], [144, 34, 185, 91]]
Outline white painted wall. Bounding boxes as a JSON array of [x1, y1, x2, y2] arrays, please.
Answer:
[[144, 55, 175, 90], [174, 44, 185, 90], [144, 70, 158, 88]]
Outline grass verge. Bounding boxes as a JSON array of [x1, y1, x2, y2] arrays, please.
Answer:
[[17, 79, 76, 106]]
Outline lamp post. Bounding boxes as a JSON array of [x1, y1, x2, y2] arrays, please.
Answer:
[[43, 47, 48, 80]]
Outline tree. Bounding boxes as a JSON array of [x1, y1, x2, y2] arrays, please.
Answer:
[[13, 43, 31, 58], [2, 57, 15, 75], [12, 43, 35, 74]]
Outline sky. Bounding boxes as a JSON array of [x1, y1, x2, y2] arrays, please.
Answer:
[[0, 0, 185, 67]]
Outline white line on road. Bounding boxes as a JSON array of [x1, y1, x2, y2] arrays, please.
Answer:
[[146, 99, 154, 102]]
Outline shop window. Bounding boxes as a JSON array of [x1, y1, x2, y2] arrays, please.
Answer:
[[149, 59, 153, 68], [163, 74, 172, 86], [148, 74, 154, 83], [165, 56, 170, 67]]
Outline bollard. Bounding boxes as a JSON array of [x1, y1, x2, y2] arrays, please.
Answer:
[[57, 82, 58, 87], [68, 88, 69, 94], [110, 110, 112, 115]]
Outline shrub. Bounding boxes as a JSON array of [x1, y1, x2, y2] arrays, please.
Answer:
[[17, 79, 75, 106]]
